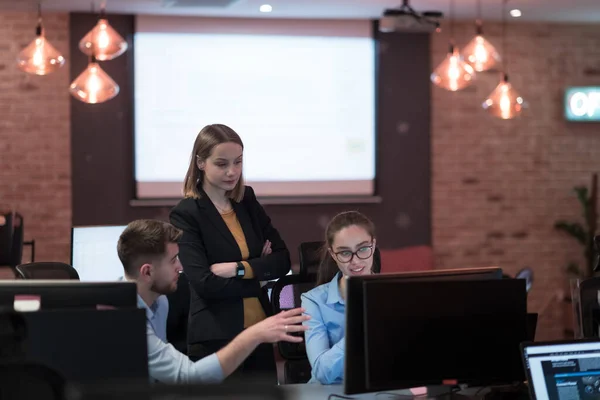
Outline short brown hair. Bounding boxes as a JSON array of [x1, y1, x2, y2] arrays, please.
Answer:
[[117, 219, 182, 277], [183, 124, 245, 202]]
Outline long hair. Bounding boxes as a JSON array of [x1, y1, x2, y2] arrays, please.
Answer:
[[183, 124, 245, 202], [316, 211, 377, 286]]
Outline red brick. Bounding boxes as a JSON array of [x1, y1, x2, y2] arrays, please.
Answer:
[[432, 21, 600, 341], [0, 11, 70, 265]]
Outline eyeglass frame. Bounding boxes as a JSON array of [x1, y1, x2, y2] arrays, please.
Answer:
[[331, 242, 375, 263]]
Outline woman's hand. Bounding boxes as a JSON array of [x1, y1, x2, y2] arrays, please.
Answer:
[[210, 262, 237, 278], [261, 240, 272, 257]]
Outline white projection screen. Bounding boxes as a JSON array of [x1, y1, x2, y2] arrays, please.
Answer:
[[134, 16, 376, 199]]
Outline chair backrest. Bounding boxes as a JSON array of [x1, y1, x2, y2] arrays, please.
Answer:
[[271, 274, 317, 314], [0, 212, 24, 268], [16, 262, 80, 280], [0, 308, 65, 399], [298, 241, 323, 277], [515, 267, 534, 293], [0, 362, 66, 399], [271, 274, 316, 361], [579, 277, 600, 338], [298, 241, 382, 277]]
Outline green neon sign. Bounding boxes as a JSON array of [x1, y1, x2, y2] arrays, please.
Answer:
[[565, 87, 600, 121]]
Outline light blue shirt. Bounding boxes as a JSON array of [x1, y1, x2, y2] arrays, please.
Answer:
[[137, 294, 224, 384], [301, 272, 345, 385]]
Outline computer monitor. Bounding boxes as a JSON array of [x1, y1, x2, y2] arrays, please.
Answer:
[[13, 308, 149, 383], [71, 225, 127, 281], [345, 267, 528, 395], [0, 281, 137, 311]]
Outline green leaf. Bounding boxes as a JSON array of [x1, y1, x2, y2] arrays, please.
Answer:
[[574, 186, 589, 204], [574, 186, 592, 221], [554, 221, 587, 244]]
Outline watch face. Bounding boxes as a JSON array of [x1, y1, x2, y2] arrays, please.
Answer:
[[237, 268, 244, 276]]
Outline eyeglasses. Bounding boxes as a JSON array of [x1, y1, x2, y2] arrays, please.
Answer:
[[333, 243, 374, 263]]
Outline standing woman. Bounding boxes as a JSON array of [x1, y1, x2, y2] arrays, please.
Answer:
[[170, 124, 291, 381]]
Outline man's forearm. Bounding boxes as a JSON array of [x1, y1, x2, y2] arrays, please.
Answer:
[[214, 327, 261, 378]]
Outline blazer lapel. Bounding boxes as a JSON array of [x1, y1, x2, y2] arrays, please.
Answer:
[[194, 190, 239, 250], [232, 199, 261, 257]]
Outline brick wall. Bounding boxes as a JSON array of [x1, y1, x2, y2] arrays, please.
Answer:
[[0, 12, 71, 264], [432, 21, 600, 340]]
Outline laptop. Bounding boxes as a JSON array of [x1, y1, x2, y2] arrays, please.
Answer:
[[521, 339, 600, 400]]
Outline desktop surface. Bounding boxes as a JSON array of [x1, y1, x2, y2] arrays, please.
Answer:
[[67, 382, 285, 400]]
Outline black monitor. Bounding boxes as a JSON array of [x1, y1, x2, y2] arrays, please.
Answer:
[[345, 267, 528, 395], [7, 308, 149, 383], [0, 281, 137, 311]]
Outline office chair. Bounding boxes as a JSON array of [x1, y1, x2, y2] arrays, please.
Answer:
[[0, 212, 21, 267], [515, 267, 534, 293], [579, 277, 600, 338], [0, 212, 35, 268], [15, 262, 80, 280], [297, 241, 323, 277], [298, 241, 382, 278], [0, 308, 65, 400], [0, 362, 65, 400], [270, 274, 317, 384]]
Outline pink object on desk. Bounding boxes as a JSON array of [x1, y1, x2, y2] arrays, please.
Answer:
[[13, 294, 41, 312], [410, 387, 428, 396], [379, 246, 434, 274]]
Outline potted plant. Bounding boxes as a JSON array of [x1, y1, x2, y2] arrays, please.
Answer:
[[554, 173, 598, 338], [554, 173, 598, 279]]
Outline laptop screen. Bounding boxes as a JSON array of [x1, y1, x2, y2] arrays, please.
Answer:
[[523, 341, 600, 400]]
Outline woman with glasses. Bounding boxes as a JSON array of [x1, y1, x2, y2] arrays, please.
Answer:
[[301, 211, 379, 384]]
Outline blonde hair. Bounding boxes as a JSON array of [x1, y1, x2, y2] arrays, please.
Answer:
[[183, 124, 245, 202]]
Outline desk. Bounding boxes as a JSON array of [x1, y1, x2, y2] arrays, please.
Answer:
[[279, 384, 505, 400], [281, 384, 418, 400]]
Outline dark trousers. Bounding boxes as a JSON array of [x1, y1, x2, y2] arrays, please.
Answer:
[[189, 339, 277, 384]]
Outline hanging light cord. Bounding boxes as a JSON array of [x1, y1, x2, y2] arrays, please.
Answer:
[[449, 0, 455, 52], [476, 0, 483, 34], [35, 1, 42, 36], [502, 0, 508, 81], [100, 0, 107, 18]]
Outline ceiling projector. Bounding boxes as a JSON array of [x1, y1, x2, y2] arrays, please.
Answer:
[[379, 0, 443, 33]]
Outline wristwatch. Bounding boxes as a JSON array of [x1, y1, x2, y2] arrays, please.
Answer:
[[235, 262, 245, 279]]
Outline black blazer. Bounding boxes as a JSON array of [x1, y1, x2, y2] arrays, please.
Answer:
[[166, 272, 190, 355], [169, 185, 291, 345]]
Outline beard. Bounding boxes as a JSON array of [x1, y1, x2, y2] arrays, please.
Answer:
[[151, 279, 177, 295]]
